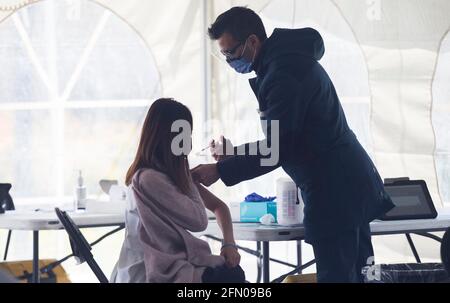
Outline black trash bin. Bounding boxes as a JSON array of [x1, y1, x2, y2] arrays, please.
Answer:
[[362, 263, 449, 283]]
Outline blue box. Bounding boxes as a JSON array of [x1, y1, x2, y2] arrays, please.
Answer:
[[240, 201, 277, 223]]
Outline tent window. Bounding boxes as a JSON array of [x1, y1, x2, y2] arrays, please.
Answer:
[[0, 0, 160, 203]]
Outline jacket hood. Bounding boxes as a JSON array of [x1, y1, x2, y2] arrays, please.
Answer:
[[254, 27, 325, 73]]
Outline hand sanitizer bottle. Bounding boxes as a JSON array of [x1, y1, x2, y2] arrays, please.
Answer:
[[74, 170, 87, 210]]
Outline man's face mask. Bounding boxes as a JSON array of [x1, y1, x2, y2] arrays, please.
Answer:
[[224, 37, 256, 74]]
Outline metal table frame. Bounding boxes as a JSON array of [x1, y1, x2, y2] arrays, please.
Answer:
[[4, 211, 450, 283], [204, 223, 450, 283], [29, 222, 124, 283]]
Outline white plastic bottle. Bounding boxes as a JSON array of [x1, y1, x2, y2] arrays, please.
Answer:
[[74, 170, 87, 210], [276, 178, 303, 226]]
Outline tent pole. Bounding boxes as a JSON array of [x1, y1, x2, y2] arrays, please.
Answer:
[[202, 0, 212, 141]]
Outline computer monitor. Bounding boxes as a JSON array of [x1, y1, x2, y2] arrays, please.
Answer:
[[381, 180, 437, 220]]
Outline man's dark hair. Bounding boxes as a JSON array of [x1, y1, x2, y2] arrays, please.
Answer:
[[208, 6, 267, 43]]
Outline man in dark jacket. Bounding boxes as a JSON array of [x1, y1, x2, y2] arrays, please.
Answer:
[[192, 6, 394, 283]]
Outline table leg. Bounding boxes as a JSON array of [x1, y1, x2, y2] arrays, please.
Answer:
[[3, 230, 12, 260], [405, 233, 421, 263], [256, 242, 262, 283], [32, 230, 40, 283], [296, 240, 302, 274], [262, 241, 269, 283]]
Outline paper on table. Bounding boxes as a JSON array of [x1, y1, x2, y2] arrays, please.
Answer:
[[85, 199, 126, 214]]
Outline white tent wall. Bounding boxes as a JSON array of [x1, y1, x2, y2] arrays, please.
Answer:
[[95, 0, 203, 100], [337, 0, 450, 210], [433, 32, 450, 206], [0, 0, 449, 281], [336, 0, 450, 265], [0, 11, 10, 22], [95, 0, 206, 145]]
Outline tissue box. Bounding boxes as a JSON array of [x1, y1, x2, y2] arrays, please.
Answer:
[[229, 202, 241, 222], [240, 201, 277, 223]]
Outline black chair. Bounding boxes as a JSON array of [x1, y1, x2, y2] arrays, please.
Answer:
[[1, 183, 15, 261], [54, 207, 109, 283]]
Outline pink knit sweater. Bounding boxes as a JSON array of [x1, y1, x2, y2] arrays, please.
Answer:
[[131, 168, 225, 283]]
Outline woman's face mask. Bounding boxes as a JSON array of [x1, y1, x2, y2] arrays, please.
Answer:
[[225, 38, 256, 74]]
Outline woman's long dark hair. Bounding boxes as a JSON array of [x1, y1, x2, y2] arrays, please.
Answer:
[[126, 98, 193, 195]]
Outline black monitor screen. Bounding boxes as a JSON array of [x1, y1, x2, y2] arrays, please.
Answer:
[[382, 181, 437, 220]]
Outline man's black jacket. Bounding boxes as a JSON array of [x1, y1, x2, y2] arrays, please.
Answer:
[[217, 28, 394, 242]]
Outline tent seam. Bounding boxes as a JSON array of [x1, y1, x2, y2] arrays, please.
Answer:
[[429, 26, 450, 207]]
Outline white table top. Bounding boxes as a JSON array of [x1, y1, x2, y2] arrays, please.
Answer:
[[0, 209, 125, 231], [2, 206, 450, 241], [200, 208, 450, 242]]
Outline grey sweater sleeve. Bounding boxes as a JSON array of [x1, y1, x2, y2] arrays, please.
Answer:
[[132, 169, 208, 232]]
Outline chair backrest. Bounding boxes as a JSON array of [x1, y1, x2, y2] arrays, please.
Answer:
[[54, 208, 109, 283], [0, 183, 15, 213], [442, 227, 450, 274]]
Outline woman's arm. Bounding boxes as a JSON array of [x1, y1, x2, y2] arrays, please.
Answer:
[[195, 183, 241, 268], [134, 169, 207, 232]]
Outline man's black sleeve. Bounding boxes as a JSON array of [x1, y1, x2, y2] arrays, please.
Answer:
[[217, 75, 312, 186]]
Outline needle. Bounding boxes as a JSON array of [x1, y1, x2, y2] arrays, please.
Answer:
[[195, 141, 215, 156], [195, 146, 210, 156]]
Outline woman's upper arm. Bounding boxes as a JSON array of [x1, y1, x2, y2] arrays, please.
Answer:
[[134, 170, 207, 232]]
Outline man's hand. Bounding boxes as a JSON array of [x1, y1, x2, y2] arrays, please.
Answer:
[[210, 135, 234, 162], [220, 246, 241, 268], [191, 163, 220, 187]]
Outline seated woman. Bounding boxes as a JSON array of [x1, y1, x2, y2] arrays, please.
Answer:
[[111, 98, 245, 283]]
